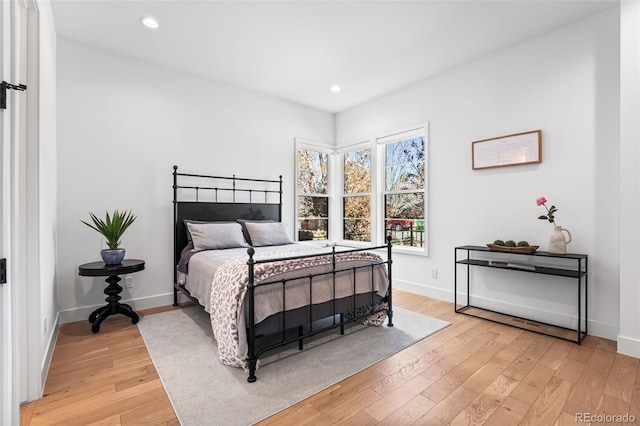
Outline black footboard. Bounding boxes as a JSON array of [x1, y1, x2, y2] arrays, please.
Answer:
[[245, 237, 393, 383]]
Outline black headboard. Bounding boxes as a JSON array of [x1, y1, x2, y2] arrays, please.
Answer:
[[173, 166, 283, 269]]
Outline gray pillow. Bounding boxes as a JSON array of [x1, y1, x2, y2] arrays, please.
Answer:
[[187, 222, 249, 251], [236, 219, 276, 245], [244, 222, 294, 247], [183, 219, 213, 242]]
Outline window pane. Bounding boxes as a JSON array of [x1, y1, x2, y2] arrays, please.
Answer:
[[343, 196, 371, 241], [297, 196, 328, 241], [297, 149, 328, 194], [344, 148, 371, 194], [385, 193, 425, 247], [385, 136, 425, 191]]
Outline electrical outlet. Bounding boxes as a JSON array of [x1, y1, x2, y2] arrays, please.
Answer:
[[124, 276, 133, 288], [431, 269, 438, 279]]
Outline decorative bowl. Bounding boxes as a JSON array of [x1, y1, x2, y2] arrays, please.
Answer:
[[486, 244, 539, 253]]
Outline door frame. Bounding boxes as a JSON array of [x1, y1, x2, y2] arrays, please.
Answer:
[[19, 0, 42, 404], [1, 0, 41, 422], [1, 0, 19, 422]]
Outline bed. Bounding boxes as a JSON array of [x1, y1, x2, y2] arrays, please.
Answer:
[[172, 166, 393, 382]]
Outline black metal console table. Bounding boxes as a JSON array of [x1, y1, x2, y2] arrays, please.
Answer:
[[454, 245, 588, 344]]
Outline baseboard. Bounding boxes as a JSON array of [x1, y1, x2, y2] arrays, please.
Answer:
[[617, 335, 640, 358], [58, 292, 177, 324], [394, 278, 618, 341], [588, 319, 620, 343], [40, 312, 60, 397], [394, 279, 453, 302]]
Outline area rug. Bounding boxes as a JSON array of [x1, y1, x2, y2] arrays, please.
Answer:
[[138, 305, 449, 426]]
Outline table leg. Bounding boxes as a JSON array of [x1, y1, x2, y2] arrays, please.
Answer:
[[90, 274, 139, 333], [91, 306, 110, 333], [89, 306, 103, 323], [117, 304, 139, 323]]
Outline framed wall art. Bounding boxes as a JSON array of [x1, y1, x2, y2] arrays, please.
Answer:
[[472, 130, 542, 170]]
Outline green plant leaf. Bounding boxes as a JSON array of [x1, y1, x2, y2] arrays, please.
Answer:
[[81, 210, 137, 250]]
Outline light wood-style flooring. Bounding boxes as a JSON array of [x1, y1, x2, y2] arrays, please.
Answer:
[[20, 290, 640, 425]]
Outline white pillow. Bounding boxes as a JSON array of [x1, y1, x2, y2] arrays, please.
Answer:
[[244, 222, 294, 247], [187, 222, 249, 251]]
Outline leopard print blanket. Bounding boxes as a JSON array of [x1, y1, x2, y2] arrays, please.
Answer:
[[209, 247, 388, 369]]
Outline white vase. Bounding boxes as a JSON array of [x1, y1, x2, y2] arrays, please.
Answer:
[[548, 226, 572, 254]]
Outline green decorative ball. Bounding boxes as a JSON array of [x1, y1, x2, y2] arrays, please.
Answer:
[[517, 240, 530, 247], [493, 239, 505, 246], [505, 240, 517, 247]]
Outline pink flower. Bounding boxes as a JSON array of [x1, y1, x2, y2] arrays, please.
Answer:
[[536, 196, 557, 225]]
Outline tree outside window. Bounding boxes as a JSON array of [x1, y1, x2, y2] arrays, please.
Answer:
[[383, 135, 425, 248], [297, 149, 329, 241], [343, 148, 371, 242]]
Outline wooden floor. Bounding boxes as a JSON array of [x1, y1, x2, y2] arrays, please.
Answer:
[[21, 290, 640, 425]]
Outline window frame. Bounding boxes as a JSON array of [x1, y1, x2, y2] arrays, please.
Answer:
[[338, 141, 375, 246], [294, 138, 335, 243], [376, 125, 428, 255]]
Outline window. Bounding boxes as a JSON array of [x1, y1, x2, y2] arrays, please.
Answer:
[[297, 126, 426, 252], [342, 147, 371, 242], [296, 143, 330, 241], [379, 128, 426, 249]]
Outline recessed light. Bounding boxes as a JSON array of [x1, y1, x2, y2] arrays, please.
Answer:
[[330, 85, 341, 93], [141, 16, 159, 29]]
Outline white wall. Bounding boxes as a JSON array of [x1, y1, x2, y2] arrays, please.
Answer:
[[56, 39, 334, 321], [618, 0, 640, 358], [336, 8, 620, 340], [55, 7, 627, 345]]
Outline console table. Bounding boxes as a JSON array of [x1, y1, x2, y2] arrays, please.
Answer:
[[454, 245, 587, 344], [79, 259, 145, 333]]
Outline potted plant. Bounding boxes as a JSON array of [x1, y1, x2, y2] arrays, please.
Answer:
[[81, 210, 137, 265]]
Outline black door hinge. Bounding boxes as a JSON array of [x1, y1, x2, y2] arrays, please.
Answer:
[[1, 81, 27, 110], [0, 258, 6, 284]]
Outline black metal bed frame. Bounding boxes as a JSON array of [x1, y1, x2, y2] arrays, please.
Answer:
[[172, 166, 393, 382]]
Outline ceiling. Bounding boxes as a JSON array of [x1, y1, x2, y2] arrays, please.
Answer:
[[50, 0, 616, 113]]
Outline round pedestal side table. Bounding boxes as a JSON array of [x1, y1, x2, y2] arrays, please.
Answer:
[[78, 259, 145, 333]]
